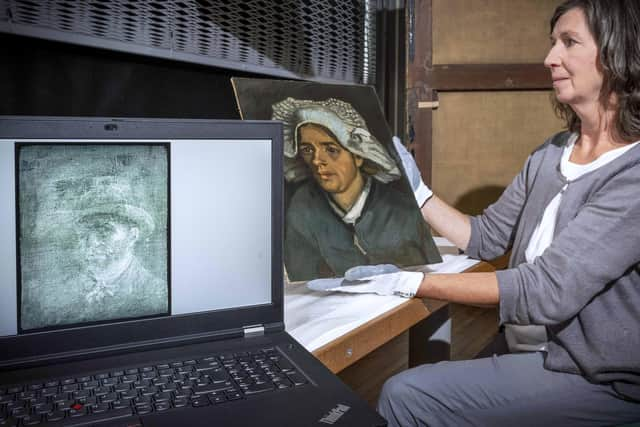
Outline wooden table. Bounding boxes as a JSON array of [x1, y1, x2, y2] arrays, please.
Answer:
[[304, 260, 496, 404], [310, 260, 495, 373]]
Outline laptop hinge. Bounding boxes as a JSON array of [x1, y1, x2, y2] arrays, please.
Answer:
[[243, 324, 265, 337]]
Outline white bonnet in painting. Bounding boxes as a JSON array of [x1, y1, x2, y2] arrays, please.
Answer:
[[272, 97, 401, 183]]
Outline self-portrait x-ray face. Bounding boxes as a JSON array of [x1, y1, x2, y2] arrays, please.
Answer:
[[73, 177, 155, 280], [77, 216, 139, 275]]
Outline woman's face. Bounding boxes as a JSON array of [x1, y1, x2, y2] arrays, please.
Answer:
[[298, 124, 363, 194], [543, 7, 603, 107]]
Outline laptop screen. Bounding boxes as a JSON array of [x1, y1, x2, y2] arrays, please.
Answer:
[[0, 117, 284, 367]]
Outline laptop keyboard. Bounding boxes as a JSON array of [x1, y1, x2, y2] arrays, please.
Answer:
[[0, 346, 309, 426]]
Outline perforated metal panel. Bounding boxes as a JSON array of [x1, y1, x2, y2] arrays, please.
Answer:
[[0, 0, 377, 84]]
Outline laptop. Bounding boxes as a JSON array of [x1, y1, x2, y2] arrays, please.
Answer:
[[0, 116, 387, 427]]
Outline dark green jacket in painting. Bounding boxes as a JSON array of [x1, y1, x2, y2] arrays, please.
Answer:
[[285, 179, 441, 282]]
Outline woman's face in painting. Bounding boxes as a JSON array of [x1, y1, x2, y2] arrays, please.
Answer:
[[298, 123, 363, 195]]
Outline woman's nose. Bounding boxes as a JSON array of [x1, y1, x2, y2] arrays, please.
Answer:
[[544, 44, 560, 69], [312, 151, 327, 165]]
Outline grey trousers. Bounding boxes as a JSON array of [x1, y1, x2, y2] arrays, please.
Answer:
[[377, 352, 640, 427]]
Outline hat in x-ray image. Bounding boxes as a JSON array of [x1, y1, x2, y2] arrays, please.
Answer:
[[74, 176, 155, 238]]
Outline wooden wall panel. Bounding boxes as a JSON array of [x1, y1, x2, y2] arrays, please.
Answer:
[[432, 91, 563, 214], [432, 0, 564, 65], [409, 0, 568, 360]]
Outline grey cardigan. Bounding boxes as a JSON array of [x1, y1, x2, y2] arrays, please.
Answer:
[[465, 131, 640, 401]]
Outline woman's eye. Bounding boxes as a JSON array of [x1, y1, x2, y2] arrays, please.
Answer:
[[564, 38, 576, 47], [326, 146, 339, 154], [300, 146, 313, 155]]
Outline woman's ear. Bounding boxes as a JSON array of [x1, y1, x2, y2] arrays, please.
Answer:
[[354, 155, 364, 168]]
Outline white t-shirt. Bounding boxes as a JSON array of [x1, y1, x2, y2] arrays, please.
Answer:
[[525, 134, 640, 263]]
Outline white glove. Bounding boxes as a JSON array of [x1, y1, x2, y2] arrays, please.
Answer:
[[307, 264, 424, 298], [392, 136, 433, 207]]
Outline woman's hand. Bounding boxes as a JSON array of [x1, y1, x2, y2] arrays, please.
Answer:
[[307, 264, 424, 298], [393, 136, 433, 207], [393, 136, 472, 250]]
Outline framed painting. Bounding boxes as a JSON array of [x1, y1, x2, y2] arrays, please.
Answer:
[[232, 77, 441, 282]]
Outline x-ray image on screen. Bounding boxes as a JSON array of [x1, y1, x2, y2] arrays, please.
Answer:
[[17, 144, 169, 331]]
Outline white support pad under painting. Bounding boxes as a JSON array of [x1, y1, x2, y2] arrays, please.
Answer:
[[285, 238, 479, 352]]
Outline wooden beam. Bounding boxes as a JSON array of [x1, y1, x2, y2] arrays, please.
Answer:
[[427, 63, 551, 91], [406, 0, 434, 186]]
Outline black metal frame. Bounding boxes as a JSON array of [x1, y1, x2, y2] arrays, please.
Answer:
[[375, 0, 406, 139]]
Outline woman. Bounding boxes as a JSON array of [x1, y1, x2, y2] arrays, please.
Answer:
[[313, 0, 640, 424], [272, 97, 441, 281]]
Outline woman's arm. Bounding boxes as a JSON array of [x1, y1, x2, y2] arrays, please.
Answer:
[[393, 136, 530, 258], [421, 195, 472, 251], [416, 272, 499, 306], [497, 169, 640, 325]]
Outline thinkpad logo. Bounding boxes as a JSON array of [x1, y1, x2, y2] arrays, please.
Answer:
[[319, 403, 351, 424]]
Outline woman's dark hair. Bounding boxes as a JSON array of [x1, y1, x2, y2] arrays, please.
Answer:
[[550, 0, 640, 142]]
